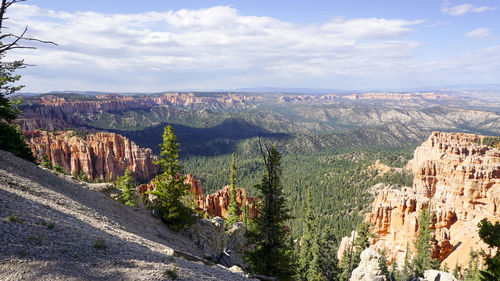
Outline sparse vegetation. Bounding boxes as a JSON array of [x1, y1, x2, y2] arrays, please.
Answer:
[[93, 238, 107, 250], [5, 212, 24, 223], [164, 266, 179, 280]]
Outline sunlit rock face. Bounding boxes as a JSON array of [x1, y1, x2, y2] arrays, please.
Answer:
[[366, 131, 500, 268], [26, 130, 158, 182]]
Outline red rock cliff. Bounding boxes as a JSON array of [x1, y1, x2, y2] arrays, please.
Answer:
[[137, 176, 258, 220], [25, 130, 158, 182], [366, 131, 500, 268]]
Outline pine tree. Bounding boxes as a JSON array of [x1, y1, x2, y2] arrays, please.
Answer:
[[245, 143, 295, 280], [379, 250, 390, 281], [149, 125, 194, 231], [226, 152, 241, 227], [298, 187, 316, 281], [397, 243, 413, 281], [463, 249, 482, 281], [414, 204, 440, 277], [310, 227, 340, 281], [477, 218, 500, 281], [0, 1, 35, 162], [242, 192, 250, 226], [115, 168, 136, 206], [390, 259, 398, 281]]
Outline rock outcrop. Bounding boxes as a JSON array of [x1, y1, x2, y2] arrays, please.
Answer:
[[183, 218, 249, 267], [137, 177, 258, 220], [199, 186, 259, 219], [350, 248, 386, 281], [424, 270, 457, 281], [25, 130, 158, 182], [366, 131, 500, 268]]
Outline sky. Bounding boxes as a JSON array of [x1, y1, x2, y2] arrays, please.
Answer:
[[4, 0, 500, 92]]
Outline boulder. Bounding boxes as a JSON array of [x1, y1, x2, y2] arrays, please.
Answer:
[[424, 270, 457, 281], [350, 248, 386, 281]]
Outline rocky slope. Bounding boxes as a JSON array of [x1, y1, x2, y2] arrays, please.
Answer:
[[0, 149, 252, 280], [25, 130, 158, 182], [366, 131, 500, 268]]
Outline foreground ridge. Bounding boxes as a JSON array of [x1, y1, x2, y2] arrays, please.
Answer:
[[0, 149, 252, 280]]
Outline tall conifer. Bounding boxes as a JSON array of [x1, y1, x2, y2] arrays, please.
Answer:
[[149, 125, 194, 230], [245, 143, 295, 280], [226, 152, 241, 227]]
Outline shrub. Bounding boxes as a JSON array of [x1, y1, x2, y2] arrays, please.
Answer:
[[93, 238, 107, 250]]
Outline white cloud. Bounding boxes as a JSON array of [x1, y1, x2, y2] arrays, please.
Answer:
[[441, 2, 496, 16], [2, 4, 428, 91], [466, 28, 494, 39], [2, 4, 498, 91]]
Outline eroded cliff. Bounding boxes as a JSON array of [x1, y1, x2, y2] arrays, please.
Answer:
[[25, 130, 158, 182], [137, 177, 258, 220], [366, 132, 500, 268]]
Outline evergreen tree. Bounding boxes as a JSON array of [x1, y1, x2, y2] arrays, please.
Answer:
[[242, 192, 250, 226], [0, 1, 35, 162], [298, 187, 316, 281], [379, 250, 390, 281], [390, 260, 398, 281], [414, 204, 439, 277], [310, 227, 340, 281], [226, 152, 241, 227], [397, 243, 413, 281], [245, 143, 295, 280], [149, 125, 194, 231], [453, 263, 461, 280], [477, 218, 500, 280], [463, 249, 482, 281], [115, 168, 136, 206], [353, 222, 372, 266]]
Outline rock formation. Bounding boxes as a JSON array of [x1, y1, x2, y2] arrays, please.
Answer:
[[350, 248, 386, 281], [25, 130, 158, 182], [183, 218, 249, 268], [19, 93, 252, 131], [424, 270, 457, 281], [199, 185, 259, 219], [137, 177, 258, 220], [365, 131, 500, 268]]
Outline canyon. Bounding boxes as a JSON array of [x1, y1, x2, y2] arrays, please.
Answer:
[[25, 130, 158, 182], [365, 131, 500, 268], [18, 93, 253, 131]]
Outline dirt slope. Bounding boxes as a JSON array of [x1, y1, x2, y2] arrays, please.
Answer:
[[0, 149, 251, 280]]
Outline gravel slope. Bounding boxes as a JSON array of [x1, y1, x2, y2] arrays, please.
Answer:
[[0, 149, 251, 280]]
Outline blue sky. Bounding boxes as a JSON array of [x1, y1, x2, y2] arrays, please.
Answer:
[[5, 0, 500, 92]]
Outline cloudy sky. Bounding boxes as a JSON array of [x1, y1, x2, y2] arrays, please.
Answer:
[[4, 0, 500, 92]]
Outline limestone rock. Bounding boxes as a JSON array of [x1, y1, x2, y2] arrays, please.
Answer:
[[183, 217, 249, 268], [350, 248, 386, 281], [424, 270, 457, 281], [365, 131, 500, 268], [25, 130, 158, 182], [199, 185, 259, 219]]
